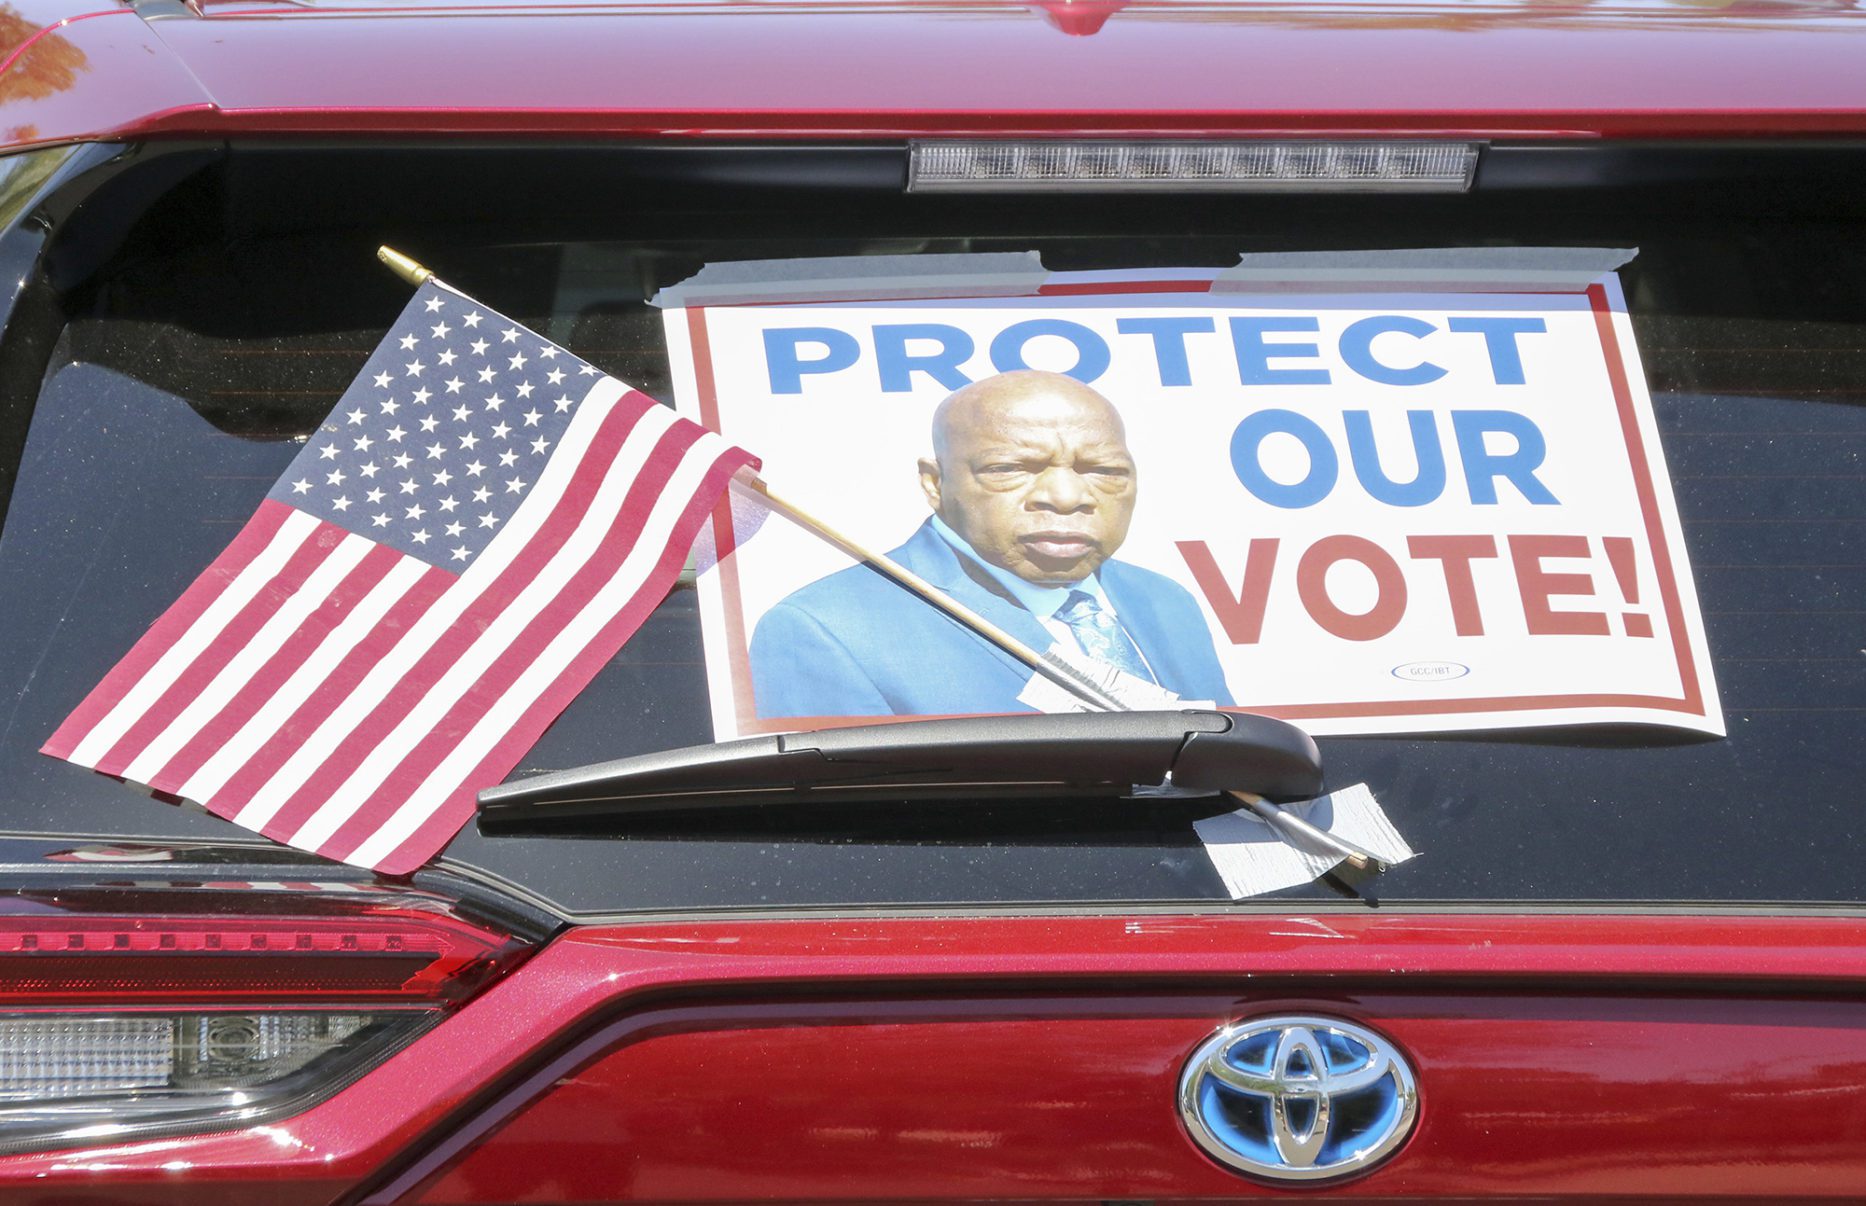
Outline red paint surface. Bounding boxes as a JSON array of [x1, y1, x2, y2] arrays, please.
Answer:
[[412, 994, 1866, 1202], [4, 0, 1866, 150], [0, 2, 205, 149], [0, 912, 1861, 1201], [0, 2, 1855, 1199]]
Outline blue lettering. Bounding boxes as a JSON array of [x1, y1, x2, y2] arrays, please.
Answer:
[[1343, 410, 1446, 506], [1452, 410, 1559, 505], [1338, 316, 1446, 387], [764, 327, 861, 395], [1115, 316, 1214, 387], [1447, 316, 1546, 385], [1230, 316, 1331, 386], [873, 323, 974, 393], [988, 319, 1111, 383], [1230, 410, 1338, 509]]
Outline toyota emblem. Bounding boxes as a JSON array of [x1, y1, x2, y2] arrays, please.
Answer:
[[1179, 1015, 1418, 1183]]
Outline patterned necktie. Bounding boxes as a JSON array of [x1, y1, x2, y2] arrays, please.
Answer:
[[1054, 589, 1154, 683]]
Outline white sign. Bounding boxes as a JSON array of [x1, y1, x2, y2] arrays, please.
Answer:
[[661, 263, 1722, 741]]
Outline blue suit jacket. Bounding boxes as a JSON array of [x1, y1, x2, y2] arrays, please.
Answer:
[[750, 519, 1235, 719]]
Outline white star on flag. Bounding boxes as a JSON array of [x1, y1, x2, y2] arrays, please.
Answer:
[[44, 280, 756, 874]]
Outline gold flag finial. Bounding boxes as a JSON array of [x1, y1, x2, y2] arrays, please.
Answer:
[[377, 245, 434, 287]]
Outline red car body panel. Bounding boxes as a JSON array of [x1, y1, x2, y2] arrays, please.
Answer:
[[3, 0, 1866, 151], [413, 993, 1866, 1202], [0, 1, 1861, 1198], [1, 913, 1864, 1201], [0, 3, 205, 149]]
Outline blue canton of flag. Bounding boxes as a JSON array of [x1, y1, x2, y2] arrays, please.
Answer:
[[270, 291, 599, 568]]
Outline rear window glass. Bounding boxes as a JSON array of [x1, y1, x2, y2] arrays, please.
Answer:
[[0, 157, 1860, 910]]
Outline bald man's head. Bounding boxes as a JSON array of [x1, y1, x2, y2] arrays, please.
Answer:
[[918, 370, 1137, 585]]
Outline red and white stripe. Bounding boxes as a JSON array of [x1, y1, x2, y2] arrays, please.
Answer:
[[44, 379, 753, 874]]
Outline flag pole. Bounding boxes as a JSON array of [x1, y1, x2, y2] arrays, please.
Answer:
[[375, 247, 1118, 710], [378, 245, 434, 286], [747, 477, 1380, 869], [1228, 790, 1379, 873], [373, 247, 1380, 871], [739, 474, 1127, 711], [748, 476, 1378, 869]]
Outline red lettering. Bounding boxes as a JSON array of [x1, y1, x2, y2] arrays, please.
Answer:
[[1509, 534, 1608, 635], [1296, 535, 1407, 641], [1176, 538, 1278, 645], [1406, 534, 1498, 637]]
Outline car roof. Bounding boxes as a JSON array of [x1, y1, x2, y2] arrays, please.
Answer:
[[1, 0, 1865, 153]]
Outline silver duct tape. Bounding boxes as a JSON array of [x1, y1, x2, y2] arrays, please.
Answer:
[[1212, 247, 1638, 294], [651, 251, 1049, 309]]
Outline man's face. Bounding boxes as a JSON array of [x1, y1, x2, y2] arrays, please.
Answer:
[[920, 376, 1137, 585]]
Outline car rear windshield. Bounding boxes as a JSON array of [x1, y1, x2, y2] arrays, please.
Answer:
[[0, 145, 1860, 912]]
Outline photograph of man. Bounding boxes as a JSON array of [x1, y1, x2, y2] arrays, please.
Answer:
[[749, 369, 1236, 718]]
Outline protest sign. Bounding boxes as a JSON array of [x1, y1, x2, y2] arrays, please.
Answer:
[[660, 256, 1722, 741]]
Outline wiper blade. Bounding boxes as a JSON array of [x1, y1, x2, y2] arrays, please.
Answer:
[[476, 710, 1321, 833]]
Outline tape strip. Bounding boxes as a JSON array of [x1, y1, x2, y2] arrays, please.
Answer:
[[1212, 246, 1638, 294], [650, 251, 1049, 308], [653, 246, 1636, 307]]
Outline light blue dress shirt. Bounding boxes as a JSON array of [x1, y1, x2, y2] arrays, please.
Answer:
[[928, 513, 1143, 665]]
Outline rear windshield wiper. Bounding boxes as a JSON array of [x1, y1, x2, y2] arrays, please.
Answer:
[[477, 710, 1321, 832]]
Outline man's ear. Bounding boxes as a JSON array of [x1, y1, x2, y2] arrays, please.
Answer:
[[917, 457, 943, 512]]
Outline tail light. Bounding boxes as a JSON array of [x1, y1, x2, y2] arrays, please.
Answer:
[[0, 876, 544, 1154]]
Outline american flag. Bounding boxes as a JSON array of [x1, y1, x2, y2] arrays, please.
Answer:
[[43, 282, 755, 874]]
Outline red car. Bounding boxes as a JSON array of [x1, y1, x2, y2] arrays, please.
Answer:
[[1, 0, 1864, 1200]]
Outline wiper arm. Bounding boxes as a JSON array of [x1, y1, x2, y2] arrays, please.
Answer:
[[477, 709, 1322, 831]]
